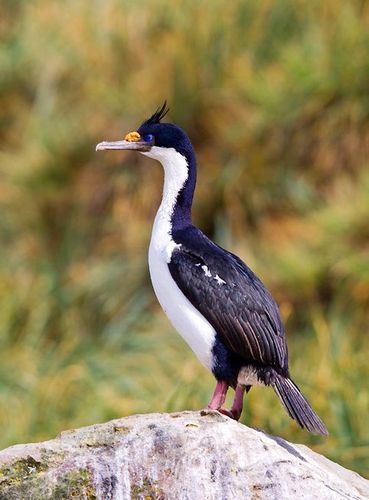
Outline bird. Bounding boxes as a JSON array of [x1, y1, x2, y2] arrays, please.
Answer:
[[96, 102, 328, 435]]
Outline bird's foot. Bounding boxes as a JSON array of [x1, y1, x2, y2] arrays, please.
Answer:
[[200, 408, 226, 418], [218, 408, 237, 420], [200, 408, 236, 420], [201, 407, 241, 420], [218, 407, 244, 421]]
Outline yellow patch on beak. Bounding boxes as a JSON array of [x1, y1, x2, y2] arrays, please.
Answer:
[[124, 131, 141, 142]]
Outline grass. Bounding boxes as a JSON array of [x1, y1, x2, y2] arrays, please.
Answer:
[[0, 0, 368, 478]]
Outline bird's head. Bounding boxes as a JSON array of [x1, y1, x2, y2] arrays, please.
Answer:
[[96, 102, 195, 164]]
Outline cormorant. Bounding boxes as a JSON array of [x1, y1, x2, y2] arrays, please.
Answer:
[[96, 103, 328, 435]]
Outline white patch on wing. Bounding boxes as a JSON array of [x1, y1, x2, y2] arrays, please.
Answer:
[[214, 274, 226, 285], [201, 265, 212, 277], [166, 241, 181, 263], [145, 147, 216, 371]]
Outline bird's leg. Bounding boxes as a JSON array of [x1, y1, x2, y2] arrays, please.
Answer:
[[229, 384, 246, 421], [207, 381, 229, 411], [206, 382, 248, 420]]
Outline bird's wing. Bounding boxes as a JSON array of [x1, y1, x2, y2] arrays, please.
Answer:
[[167, 231, 288, 371]]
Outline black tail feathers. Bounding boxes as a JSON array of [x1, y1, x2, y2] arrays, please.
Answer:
[[271, 373, 328, 436]]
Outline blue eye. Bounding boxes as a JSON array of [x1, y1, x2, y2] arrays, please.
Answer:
[[142, 134, 154, 143]]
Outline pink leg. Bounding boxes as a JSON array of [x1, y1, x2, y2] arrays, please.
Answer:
[[230, 384, 245, 421], [207, 381, 229, 410]]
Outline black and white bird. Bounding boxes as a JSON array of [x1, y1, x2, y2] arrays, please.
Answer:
[[96, 103, 328, 435]]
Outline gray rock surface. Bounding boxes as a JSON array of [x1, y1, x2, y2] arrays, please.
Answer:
[[0, 410, 368, 499]]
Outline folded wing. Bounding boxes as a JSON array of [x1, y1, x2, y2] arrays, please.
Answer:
[[168, 229, 288, 372]]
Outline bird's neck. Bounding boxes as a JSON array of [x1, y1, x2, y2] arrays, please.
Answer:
[[144, 146, 196, 235]]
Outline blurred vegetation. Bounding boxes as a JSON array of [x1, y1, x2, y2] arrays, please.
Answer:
[[0, 0, 368, 477]]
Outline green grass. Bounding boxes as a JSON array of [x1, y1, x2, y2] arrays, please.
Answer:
[[0, 0, 369, 478]]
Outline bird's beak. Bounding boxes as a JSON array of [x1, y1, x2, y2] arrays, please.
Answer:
[[96, 131, 152, 152]]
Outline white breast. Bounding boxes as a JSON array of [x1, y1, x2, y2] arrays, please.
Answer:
[[143, 146, 216, 371], [149, 235, 216, 372]]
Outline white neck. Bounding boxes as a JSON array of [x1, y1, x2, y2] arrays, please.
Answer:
[[142, 146, 189, 241], [144, 147, 215, 371]]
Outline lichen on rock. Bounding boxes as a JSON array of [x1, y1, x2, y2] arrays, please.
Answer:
[[0, 411, 368, 499]]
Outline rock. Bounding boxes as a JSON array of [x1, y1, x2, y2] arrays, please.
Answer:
[[0, 411, 368, 499]]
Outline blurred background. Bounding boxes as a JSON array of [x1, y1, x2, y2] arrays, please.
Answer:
[[1, 0, 368, 477]]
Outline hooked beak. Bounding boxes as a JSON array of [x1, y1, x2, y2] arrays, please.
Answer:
[[96, 131, 152, 152]]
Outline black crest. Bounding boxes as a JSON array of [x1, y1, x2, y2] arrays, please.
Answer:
[[143, 101, 169, 126]]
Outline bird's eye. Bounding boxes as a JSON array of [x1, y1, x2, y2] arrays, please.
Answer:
[[142, 134, 154, 143]]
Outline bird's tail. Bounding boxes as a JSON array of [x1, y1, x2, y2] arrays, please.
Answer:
[[271, 373, 328, 435]]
